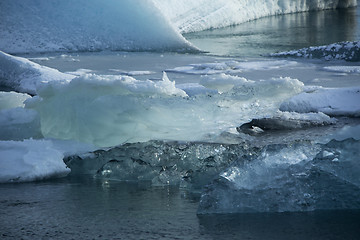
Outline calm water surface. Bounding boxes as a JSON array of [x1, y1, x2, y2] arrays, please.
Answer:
[[185, 7, 360, 57], [1, 177, 360, 240]]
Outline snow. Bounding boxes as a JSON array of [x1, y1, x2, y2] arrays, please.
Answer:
[[280, 86, 360, 117]]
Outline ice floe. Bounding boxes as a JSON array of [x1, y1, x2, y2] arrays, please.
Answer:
[[271, 41, 360, 62], [280, 86, 360, 117], [0, 51, 74, 95]]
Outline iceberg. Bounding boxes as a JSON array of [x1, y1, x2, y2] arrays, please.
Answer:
[[26, 72, 303, 147], [198, 138, 360, 214]]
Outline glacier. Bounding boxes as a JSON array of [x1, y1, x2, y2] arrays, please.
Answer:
[[0, 0, 357, 54], [154, 0, 357, 33]]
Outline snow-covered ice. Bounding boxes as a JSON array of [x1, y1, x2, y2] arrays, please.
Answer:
[[0, 139, 94, 183], [0, 51, 74, 95], [271, 41, 360, 62], [280, 86, 360, 117], [167, 60, 298, 75]]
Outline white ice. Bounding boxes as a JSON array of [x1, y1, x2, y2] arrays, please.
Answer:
[[0, 139, 95, 183], [0, 50, 74, 95], [280, 86, 360, 117], [167, 60, 298, 75]]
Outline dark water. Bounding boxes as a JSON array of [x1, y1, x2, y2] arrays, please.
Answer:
[[1, 177, 360, 240], [185, 7, 360, 57]]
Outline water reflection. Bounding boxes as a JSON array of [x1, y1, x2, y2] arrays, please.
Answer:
[[185, 7, 359, 57], [198, 211, 360, 240]]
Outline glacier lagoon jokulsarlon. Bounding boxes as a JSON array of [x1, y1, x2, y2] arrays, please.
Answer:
[[198, 138, 360, 214]]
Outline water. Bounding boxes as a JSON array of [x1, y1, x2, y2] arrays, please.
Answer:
[[185, 7, 360, 57], [2, 6, 360, 240], [1, 177, 360, 240]]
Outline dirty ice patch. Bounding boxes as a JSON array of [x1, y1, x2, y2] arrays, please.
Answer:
[[0, 51, 75, 95], [280, 86, 360, 117], [167, 60, 298, 75]]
